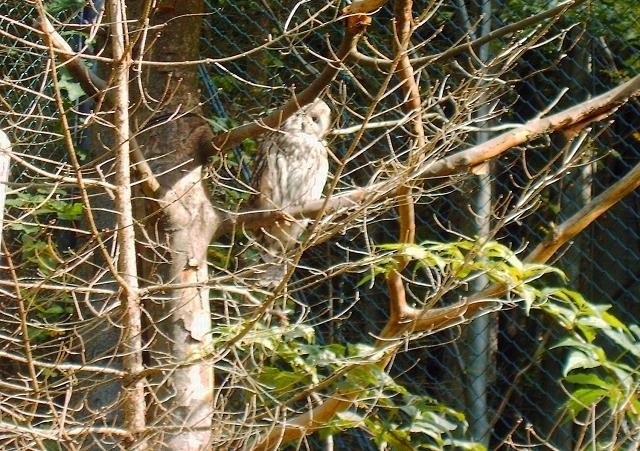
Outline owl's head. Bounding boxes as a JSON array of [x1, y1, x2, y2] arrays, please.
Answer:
[[282, 98, 331, 138]]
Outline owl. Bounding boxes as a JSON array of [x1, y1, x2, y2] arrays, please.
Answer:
[[251, 98, 332, 288]]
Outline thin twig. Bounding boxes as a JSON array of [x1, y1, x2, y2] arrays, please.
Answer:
[[349, 0, 588, 68], [209, 16, 367, 153], [107, 0, 146, 437]]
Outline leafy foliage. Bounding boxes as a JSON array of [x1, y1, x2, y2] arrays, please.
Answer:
[[207, 316, 485, 449], [205, 238, 639, 448], [205, 238, 638, 449], [369, 239, 564, 309], [537, 289, 640, 445], [4, 189, 82, 330], [6, 189, 83, 273]]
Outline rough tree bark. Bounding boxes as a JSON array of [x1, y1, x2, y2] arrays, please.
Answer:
[[121, 1, 219, 448]]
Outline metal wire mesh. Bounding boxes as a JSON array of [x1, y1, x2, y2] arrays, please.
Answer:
[[199, 0, 640, 448], [0, 0, 639, 449]]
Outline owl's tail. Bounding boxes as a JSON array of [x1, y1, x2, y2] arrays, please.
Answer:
[[252, 225, 302, 289]]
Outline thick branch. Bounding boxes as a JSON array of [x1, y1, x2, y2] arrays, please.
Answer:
[[421, 77, 640, 176], [381, 0, 422, 330], [251, 396, 354, 451], [526, 158, 640, 264], [209, 17, 366, 154], [392, 0, 421, 265], [35, 16, 107, 98]]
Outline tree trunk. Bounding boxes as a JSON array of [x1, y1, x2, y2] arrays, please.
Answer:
[[126, 1, 218, 448]]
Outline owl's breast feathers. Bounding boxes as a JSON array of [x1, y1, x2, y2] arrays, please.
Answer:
[[253, 131, 328, 210]]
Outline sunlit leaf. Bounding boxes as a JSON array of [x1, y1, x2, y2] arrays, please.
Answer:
[[563, 349, 601, 376], [566, 387, 608, 415], [565, 372, 612, 389]]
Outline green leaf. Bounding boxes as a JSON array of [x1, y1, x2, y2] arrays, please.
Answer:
[[563, 350, 601, 376], [205, 115, 234, 133], [256, 366, 308, 392], [345, 364, 389, 389], [331, 411, 366, 430], [601, 328, 640, 358], [297, 343, 344, 367], [519, 284, 540, 315], [522, 262, 566, 282], [599, 308, 628, 330], [400, 243, 430, 260], [56, 202, 84, 220], [566, 387, 607, 415], [565, 372, 612, 390], [283, 323, 315, 343], [379, 429, 414, 451], [8, 223, 40, 234], [42, 304, 65, 316]]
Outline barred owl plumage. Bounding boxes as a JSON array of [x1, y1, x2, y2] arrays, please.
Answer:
[[251, 98, 331, 287]]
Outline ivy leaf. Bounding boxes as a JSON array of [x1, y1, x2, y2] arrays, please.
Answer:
[[256, 367, 307, 393], [56, 202, 84, 220]]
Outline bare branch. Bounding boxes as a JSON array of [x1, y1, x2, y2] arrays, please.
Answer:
[[33, 13, 162, 200], [0, 129, 11, 245], [107, 0, 146, 436], [0, 349, 127, 376], [222, 73, 640, 235], [0, 421, 130, 440], [350, 0, 587, 67], [209, 17, 367, 154]]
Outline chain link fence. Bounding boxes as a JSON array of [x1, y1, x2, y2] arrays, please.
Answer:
[[1, 0, 639, 449], [199, 1, 640, 448]]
